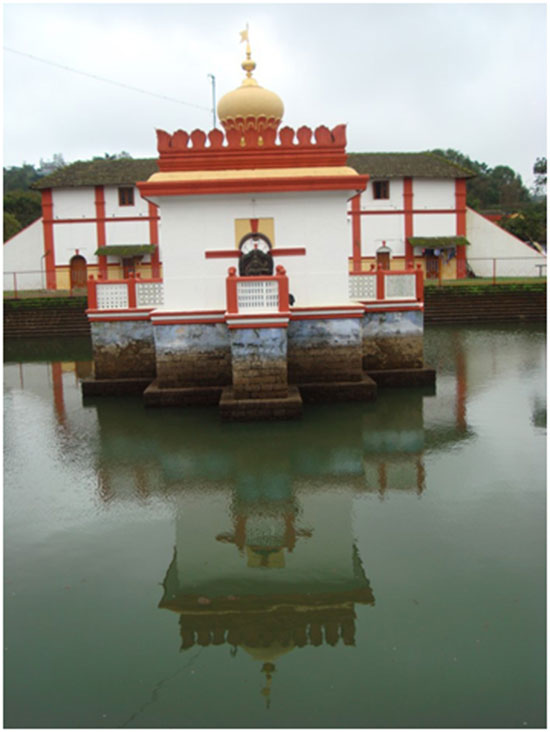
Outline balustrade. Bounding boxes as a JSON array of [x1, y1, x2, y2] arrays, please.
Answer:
[[87, 273, 164, 310]]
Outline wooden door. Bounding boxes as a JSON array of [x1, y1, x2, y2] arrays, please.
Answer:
[[377, 251, 390, 270], [70, 255, 87, 289], [122, 258, 136, 278], [426, 253, 440, 279]]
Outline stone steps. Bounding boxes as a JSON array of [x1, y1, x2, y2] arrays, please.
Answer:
[[3, 307, 91, 338], [424, 291, 546, 323]]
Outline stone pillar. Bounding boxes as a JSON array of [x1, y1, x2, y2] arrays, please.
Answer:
[[230, 327, 288, 399], [362, 309, 424, 370], [153, 322, 231, 387], [90, 320, 156, 379]]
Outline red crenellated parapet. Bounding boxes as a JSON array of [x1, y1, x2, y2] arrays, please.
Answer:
[[154, 123, 349, 172]]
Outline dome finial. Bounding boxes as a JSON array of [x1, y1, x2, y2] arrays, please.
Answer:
[[240, 23, 256, 80]]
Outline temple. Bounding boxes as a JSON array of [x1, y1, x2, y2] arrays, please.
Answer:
[[82, 31, 435, 419]]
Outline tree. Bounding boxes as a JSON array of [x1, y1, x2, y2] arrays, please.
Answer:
[[533, 157, 546, 196], [4, 211, 22, 242], [500, 201, 546, 247], [3, 163, 41, 193], [3, 190, 42, 229], [430, 149, 532, 212]]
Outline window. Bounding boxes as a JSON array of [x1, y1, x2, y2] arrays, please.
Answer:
[[373, 180, 390, 200], [118, 187, 134, 206]]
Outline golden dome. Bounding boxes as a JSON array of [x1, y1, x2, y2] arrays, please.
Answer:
[[218, 78, 284, 126], [217, 26, 284, 132]]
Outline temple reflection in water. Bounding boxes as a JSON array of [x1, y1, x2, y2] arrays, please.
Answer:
[[4, 331, 475, 706]]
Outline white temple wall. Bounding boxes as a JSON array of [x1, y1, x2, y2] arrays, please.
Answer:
[[53, 222, 97, 266], [52, 187, 96, 219], [466, 208, 546, 277], [3, 220, 45, 290], [359, 213, 406, 256], [153, 190, 354, 311], [413, 179, 455, 209], [412, 213, 456, 237], [104, 186, 149, 218], [360, 178, 404, 210], [104, 219, 152, 246]]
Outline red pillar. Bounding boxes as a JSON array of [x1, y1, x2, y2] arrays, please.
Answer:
[[41, 189, 57, 290], [148, 202, 160, 277], [351, 194, 362, 273], [403, 177, 414, 267], [95, 185, 108, 278], [455, 179, 467, 279]]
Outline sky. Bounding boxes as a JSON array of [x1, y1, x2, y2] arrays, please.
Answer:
[[3, 2, 547, 188]]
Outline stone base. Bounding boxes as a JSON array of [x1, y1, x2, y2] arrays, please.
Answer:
[[143, 379, 224, 407], [219, 385, 303, 421], [367, 367, 436, 388], [81, 377, 153, 397], [298, 373, 377, 404]]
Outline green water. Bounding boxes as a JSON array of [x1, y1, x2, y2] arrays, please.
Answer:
[[4, 325, 546, 728]]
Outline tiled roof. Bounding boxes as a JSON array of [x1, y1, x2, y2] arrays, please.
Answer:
[[409, 236, 470, 248], [32, 158, 159, 189], [346, 152, 476, 179], [94, 245, 156, 256], [32, 151, 475, 190]]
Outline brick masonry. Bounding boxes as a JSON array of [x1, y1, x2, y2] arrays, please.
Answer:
[[90, 320, 156, 379], [362, 310, 424, 370], [153, 322, 231, 387], [229, 327, 288, 399], [287, 318, 363, 383]]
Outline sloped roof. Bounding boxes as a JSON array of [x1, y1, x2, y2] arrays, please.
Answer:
[[346, 152, 476, 179], [32, 151, 475, 189], [32, 158, 159, 189]]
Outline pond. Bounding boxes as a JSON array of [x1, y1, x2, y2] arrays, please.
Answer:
[[3, 324, 546, 728]]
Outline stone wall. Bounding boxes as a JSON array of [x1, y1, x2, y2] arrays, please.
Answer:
[[153, 322, 231, 387], [287, 318, 363, 383], [362, 310, 424, 370], [91, 320, 156, 379], [229, 327, 288, 399]]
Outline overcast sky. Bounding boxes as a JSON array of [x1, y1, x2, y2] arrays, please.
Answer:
[[3, 2, 547, 188]]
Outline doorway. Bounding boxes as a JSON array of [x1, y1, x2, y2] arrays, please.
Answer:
[[69, 255, 87, 289], [425, 251, 440, 279], [122, 258, 136, 278]]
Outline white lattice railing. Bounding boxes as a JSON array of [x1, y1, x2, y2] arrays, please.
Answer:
[[88, 276, 164, 310], [237, 279, 279, 311], [349, 267, 424, 302], [349, 273, 376, 300], [226, 266, 290, 314], [384, 273, 416, 299], [136, 281, 164, 307]]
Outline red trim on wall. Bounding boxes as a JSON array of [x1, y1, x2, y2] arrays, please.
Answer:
[[152, 317, 225, 325], [148, 202, 160, 277], [403, 177, 414, 266], [351, 194, 362, 273], [204, 247, 306, 259], [363, 305, 424, 313], [138, 174, 369, 198], [41, 189, 56, 289], [347, 208, 459, 216], [94, 186, 107, 278], [43, 216, 160, 224]]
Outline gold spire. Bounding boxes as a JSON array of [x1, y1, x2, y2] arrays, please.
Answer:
[[240, 24, 257, 82]]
